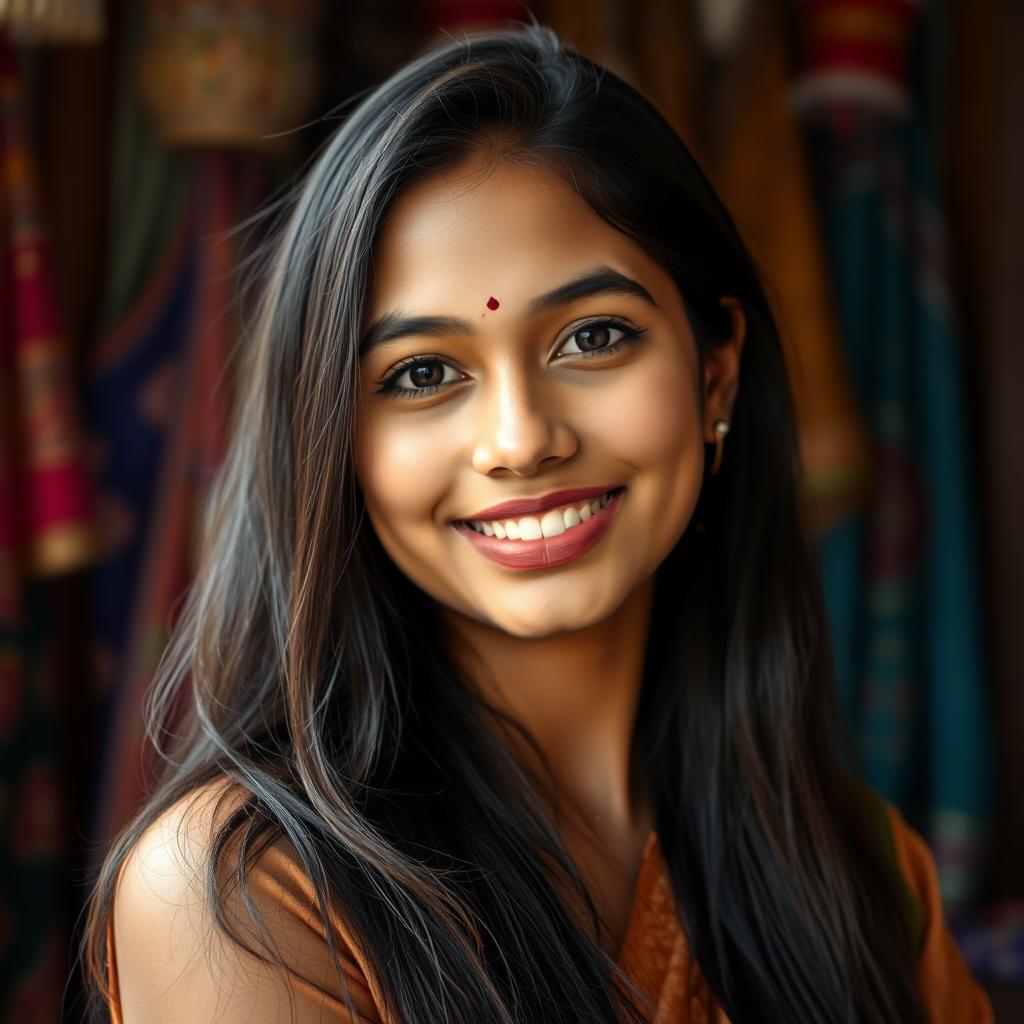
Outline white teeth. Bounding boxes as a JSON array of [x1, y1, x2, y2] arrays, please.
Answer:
[[465, 489, 620, 539], [540, 509, 566, 538], [519, 517, 542, 541]]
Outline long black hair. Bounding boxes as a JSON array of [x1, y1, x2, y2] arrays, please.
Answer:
[[82, 22, 927, 1023]]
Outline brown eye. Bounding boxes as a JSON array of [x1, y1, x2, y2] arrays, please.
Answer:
[[407, 361, 445, 387], [557, 320, 645, 360], [374, 356, 464, 399], [575, 324, 613, 352]]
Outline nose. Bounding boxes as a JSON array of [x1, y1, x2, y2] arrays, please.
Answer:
[[471, 372, 577, 477]]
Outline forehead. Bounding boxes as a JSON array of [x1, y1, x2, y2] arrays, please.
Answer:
[[365, 155, 667, 319]]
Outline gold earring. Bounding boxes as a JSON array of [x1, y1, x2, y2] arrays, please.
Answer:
[[710, 419, 730, 475]]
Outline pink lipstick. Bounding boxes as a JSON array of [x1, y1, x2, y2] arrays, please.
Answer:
[[452, 487, 626, 571], [457, 484, 622, 523]]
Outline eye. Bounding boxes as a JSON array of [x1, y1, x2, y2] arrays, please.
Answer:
[[373, 356, 465, 399], [556, 319, 646, 360], [373, 318, 647, 401]]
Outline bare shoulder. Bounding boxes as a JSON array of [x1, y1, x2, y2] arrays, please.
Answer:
[[116, 775, 247, 906], [111, 776, 380, 1023]]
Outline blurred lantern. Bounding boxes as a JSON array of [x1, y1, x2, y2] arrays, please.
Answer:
[[692, 0, 752, 58], [0, 0, 104, 43], [790, 0, 919, 118], [138, 0, 324, 151]]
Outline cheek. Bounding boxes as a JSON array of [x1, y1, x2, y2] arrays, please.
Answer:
[[597, 352, 702, 467], [355, 414, 450, 529]]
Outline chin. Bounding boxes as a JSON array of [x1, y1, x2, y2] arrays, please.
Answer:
[[487, 598, 619, 640]]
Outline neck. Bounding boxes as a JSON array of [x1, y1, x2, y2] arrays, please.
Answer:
[[438, 575, 656, 844]]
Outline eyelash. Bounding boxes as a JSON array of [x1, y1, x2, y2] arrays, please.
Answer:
[[372, 319, 648, 400]]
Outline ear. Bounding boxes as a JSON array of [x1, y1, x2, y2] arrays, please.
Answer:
[[703, 297, 746, 443]]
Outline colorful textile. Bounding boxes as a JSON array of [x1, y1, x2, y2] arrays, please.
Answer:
[[85, 203, 199, 853], [82, 0, 327, 860], [792, 0, 920, 116], [0, 41, 96, 586], [84, 0, 272, 854], [797, 0, 995, 908], [90, 154, 250, 846], [707, 0, 872, 534], [83, 52, 197, 859], [82, 8, 196, 827], [137, 0, 324, 151], [0, 32, 97, 1022]]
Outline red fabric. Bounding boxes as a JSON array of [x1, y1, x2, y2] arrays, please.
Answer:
[[0, 37, 97, 602], [0, 31, 97, 1024], [800, 0, 919, 90]]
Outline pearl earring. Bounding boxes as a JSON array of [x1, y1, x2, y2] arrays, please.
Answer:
[[710, 419, 730, 475]]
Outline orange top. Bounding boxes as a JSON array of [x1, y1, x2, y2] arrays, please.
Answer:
[[105, 793, 993, 1022]]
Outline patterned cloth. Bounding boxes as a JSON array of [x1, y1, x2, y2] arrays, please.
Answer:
[[88, 154, 247, 849], [707, 0, 872, 533], [0, 32, 97, 1023], [797, 0, 995, 908], [83, 0, 272, 856], [80, 1, 198, 875]]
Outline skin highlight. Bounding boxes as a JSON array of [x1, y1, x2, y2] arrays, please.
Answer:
[[354, 153, 745, 952]]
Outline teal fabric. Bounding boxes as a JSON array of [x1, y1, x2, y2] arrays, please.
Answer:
[[808, 21, 994, 907]]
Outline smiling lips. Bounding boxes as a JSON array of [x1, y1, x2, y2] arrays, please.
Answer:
[[452, 487, 626, 570], [457, 484, 623, 522]]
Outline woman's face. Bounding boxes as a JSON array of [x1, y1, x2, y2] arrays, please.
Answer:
[[354, 153, 739, 639]]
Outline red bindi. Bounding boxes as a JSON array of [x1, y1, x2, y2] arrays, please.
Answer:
[[486, 296, 500, 310]]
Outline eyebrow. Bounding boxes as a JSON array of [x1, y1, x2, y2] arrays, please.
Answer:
[[359, 265, 658, 356]]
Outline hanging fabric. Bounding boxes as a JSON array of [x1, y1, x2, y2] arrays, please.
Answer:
[[794, 0, 994, 909], [0, 33, 97, 1019]]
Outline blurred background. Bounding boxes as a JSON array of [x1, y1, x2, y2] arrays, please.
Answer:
[[0, 0, 1021, 1020]]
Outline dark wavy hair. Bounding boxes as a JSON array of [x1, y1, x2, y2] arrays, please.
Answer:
[[80, 22, 928, 1023]]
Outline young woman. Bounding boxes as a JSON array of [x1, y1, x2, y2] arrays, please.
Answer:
[[81, 23, 993, 1024]]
